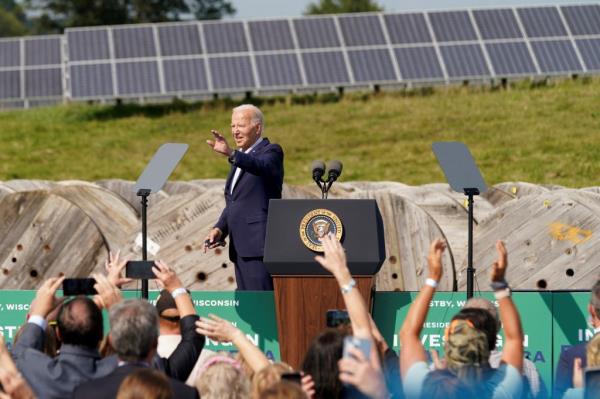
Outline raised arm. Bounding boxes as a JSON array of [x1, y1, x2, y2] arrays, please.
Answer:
[[195, 314, 269, 373], [399, 239, 446, 378], [314, 233, 371, 339], [492, 241, 524, 372]]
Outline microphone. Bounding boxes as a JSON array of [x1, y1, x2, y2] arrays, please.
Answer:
[[326, 160, 343, 183], [311, 160, 326, 183]]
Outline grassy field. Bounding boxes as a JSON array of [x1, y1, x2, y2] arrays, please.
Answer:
[[1, 78, 600, 187]]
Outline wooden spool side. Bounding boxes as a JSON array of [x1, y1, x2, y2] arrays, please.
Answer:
[[95, 179, 169, 216]]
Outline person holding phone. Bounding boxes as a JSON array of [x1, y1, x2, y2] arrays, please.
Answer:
[[204, 104, 284, 291]]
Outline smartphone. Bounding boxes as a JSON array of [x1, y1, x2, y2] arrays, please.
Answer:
[[125, 260, 156, 279], [342, 336, 372, 360], [585, 367, 600, 399], [326, 309, 350, 328], [281, 372, 302, 385], [63, 278, 97, 296]]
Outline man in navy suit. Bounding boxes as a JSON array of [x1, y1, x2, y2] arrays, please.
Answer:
[[205, 104, 284, 291], [554, 279, 600, 398]]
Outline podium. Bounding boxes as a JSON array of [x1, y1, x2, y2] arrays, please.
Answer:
[[264, 199, 386, 368]]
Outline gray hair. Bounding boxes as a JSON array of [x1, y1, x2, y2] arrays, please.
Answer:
[[463, 297, 500, 330], [590, 280, 600, 317], [233, 104, 264, 133], [109, 299, 159, 362]]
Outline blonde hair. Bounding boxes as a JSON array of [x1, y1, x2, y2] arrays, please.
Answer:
[[587, 333, 600, 367], [116, 368, 172, 399], [251, 362, 293, 399], [196, 359, 250, 399]]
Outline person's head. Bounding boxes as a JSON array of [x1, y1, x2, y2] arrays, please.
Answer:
[[301, 328, 347, 399], [420, 369, 474, 399], [459, 300, 500, 351], [231, 104, 263, 151], [56, 296, 103, 350], [259, 381, 307, 399], [109, 299, 159, 362], [444, 317, 491, 382], [116, 368, 173, 399], [155, 289, 180, 334], [587, 332, 600, 367], [589, 280, 600, 327], [251, 362, 293, 399], [195, 355, 250, 399]]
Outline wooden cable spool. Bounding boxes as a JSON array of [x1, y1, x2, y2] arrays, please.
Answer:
[[95, 179, 169, 216]]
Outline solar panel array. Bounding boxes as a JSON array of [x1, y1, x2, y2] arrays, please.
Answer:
[[1, 4, 600, 106]]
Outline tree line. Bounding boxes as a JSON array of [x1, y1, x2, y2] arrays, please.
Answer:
[[0, 0, 382, 37]]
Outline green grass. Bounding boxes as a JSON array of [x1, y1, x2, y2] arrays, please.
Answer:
[[1, 77, 600, 186]]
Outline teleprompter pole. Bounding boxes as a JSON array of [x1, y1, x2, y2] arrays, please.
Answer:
[[138, 189, 151, 300], [464, 188, 479, 299]]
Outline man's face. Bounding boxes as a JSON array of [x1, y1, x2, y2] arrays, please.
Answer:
[[231, 109, 261, 151]]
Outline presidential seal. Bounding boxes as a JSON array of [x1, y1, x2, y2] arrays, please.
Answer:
[[299, 209, 343, 252]]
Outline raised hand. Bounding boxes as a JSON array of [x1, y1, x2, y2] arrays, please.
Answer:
[[152, 260, 184, 292], [92, 273, 122, 310], [427, 239, 447, 282], [105, 250, 132, 288], [490, 240, 508, 282], [338, 345, 388, 399], [30, 276, 65, 317], [206, 130, 233, 157], [314, 233, 348, 278], [195, 314, 242, 343]]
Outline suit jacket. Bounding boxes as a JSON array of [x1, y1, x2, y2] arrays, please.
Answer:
[[71, 364, 198, 399], [12, 315, 203, 399], [215, 138, 284, 258], [12, 323, 115, 399], [554, 342, 587, 399]]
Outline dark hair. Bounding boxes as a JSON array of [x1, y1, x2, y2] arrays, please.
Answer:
[[420, 370, 475, 399], [260, 380, 307, 399], [57, 296, 103, 349], [301, 329, 347, 399], [452, 307, 498, 351]]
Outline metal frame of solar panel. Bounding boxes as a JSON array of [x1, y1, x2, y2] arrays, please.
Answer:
[[31, 3, 600, 104], [0, 35, 64, 108]]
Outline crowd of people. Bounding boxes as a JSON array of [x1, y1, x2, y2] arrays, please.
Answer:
[[0, 236, 597, 398]]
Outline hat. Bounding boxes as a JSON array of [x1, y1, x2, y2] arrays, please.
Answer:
[[445, 319, 490, 368], [155, 289, 177, 316]]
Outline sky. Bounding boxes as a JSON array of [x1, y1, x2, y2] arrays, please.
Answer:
[[228, 0, 591, 19]]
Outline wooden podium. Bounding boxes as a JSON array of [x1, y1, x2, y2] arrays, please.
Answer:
[[264, 199, 385, 369]]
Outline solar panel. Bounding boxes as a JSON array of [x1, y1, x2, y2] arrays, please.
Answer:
[[0, 71, 21, 99], [473, 9, 523, 40], [25, 68, 62, 97], [517, 7, 567, 38], [163, 59, 208, 92], [203, 22, 248, 54], [255, 53, 302, 87], [485, 42, 537, 76], [440, 44, 490, 78], [112, 27, 156, 59], [348, 49, 396, 82], [561, 5, 600, 36], [25, 37, 61, 66], [248, 20, 294, 51], [575, 39, 600, 71], [394, 47, 444, 81], [384, 13, 432, 44], [116, 61, 161, 95], [158, 24, 202, 56], [338, 14, 386, 46], [70, 64, 114, 98], [292, 17, 340, 49], [428, 11, 478, 42], [209, 56, 255, 90], [531, 40, 583, 73], [302, 51, 349, 85], [0, 40, 20, 68], [67, 29, 110, 61]]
